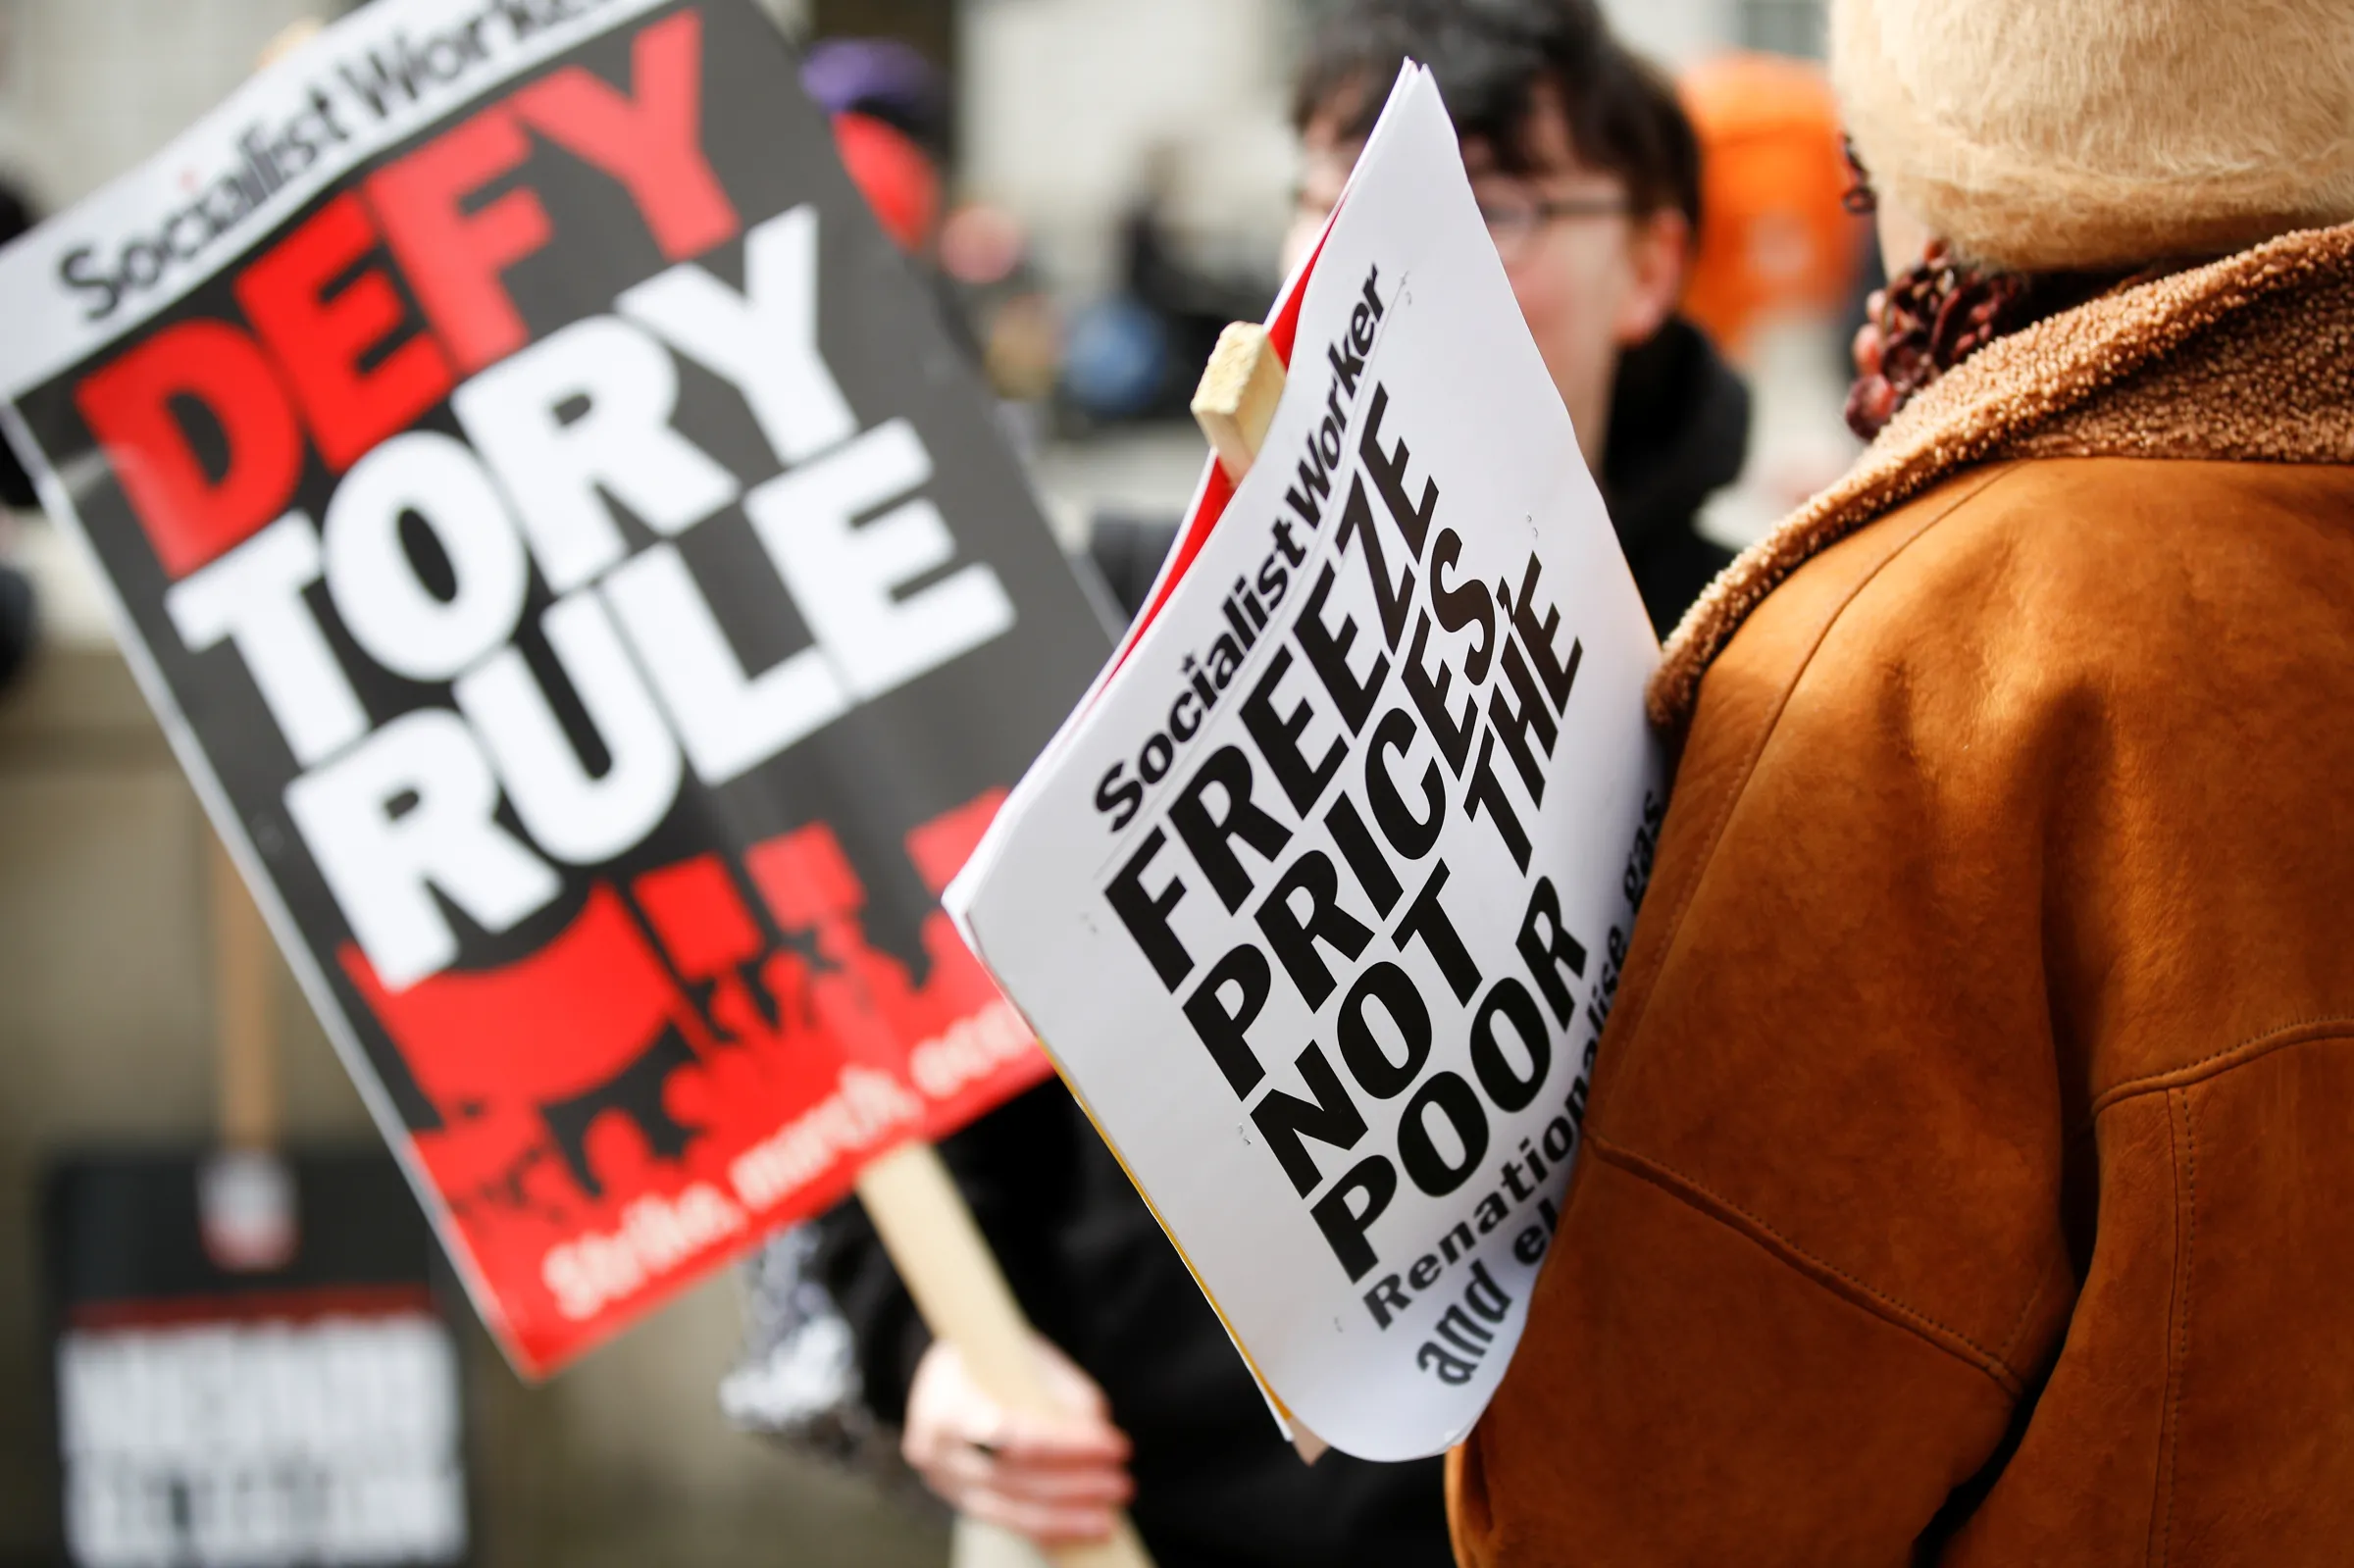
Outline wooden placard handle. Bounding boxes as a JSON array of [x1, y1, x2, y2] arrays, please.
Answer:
[[1191, 324, 1329, 1465], [1191, 323, 1287, 482], [855, 1143, 1155, 1568], [209, 834, 278, 1152]]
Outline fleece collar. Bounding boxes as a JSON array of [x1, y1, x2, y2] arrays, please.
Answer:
[[1648, 221, 2354, 729]]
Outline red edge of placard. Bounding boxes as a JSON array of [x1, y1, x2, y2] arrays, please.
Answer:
[[1101, 226, 1331, 682]]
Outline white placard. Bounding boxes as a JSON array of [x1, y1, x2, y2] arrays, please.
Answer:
[[949, 68, 1666, 1460]]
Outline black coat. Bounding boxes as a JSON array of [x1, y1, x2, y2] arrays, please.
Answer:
[[811, 316, 1750, 1568], [1598, 316, 1750, 635]]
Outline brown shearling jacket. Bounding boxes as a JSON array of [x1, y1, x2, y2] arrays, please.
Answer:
[[1450, 226, 2354, 1565]]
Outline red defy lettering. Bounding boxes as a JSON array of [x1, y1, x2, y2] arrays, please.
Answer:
[[514, 11, 739, 262], [366, 110, 551, 375], [76, 321, 303, 579], [235, 192, 455, 472]]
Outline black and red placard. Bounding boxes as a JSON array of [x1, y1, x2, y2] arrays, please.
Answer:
[[0, 0, 1107, 1372]]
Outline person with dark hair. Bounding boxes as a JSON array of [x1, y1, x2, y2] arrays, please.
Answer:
[[1290, 0, 1747, 632], [806, 7, 1742, 1565]]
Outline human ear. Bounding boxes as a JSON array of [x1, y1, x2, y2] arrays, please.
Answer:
[[1613, 207, 1690, 346]]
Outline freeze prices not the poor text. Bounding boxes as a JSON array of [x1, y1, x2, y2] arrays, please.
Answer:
[[1092, 265, 1644, 1384]]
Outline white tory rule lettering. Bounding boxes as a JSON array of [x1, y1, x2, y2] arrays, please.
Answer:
[[166, 204, 1016, 989]]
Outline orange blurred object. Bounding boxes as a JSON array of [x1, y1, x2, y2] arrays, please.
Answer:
[[1679, 53, 1864, 357], [831, 111, 943, 254]]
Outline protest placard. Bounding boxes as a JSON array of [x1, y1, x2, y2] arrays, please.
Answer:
[[47, 1150, 468, 1568], [0, 0, 1109, 1376], [948, 68, 1669, 1461]]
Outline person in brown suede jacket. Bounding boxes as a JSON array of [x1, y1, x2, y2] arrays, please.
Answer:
[[1450, 1, 2354, 1563]]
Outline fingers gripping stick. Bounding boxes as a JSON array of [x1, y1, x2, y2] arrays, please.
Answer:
[[854, 1143, 1155, 1568]]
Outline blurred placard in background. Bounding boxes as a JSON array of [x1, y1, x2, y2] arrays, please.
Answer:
[[46, 1149, 467, 1568]]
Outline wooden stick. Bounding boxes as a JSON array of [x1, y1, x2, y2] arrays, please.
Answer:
[[1191, 324, 1286, 481], [210, 834, 278, 1152], [856, 1143, 1154, 1568], [1192, 326, 1330, 1464], [254, 18, 325, 72]]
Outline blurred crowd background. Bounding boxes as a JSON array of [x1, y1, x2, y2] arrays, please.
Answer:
[[0, 2, 1860, 1564]]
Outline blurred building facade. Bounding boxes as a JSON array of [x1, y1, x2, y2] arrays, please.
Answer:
[[0, 0, 1828, 316]]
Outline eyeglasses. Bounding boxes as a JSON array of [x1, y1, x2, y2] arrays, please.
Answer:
[[1841, 135, 1878, 215], [1476, 191, 1629, 264]]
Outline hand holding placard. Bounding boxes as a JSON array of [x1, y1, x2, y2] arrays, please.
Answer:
[[856, 1144, 1154, 1568]]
